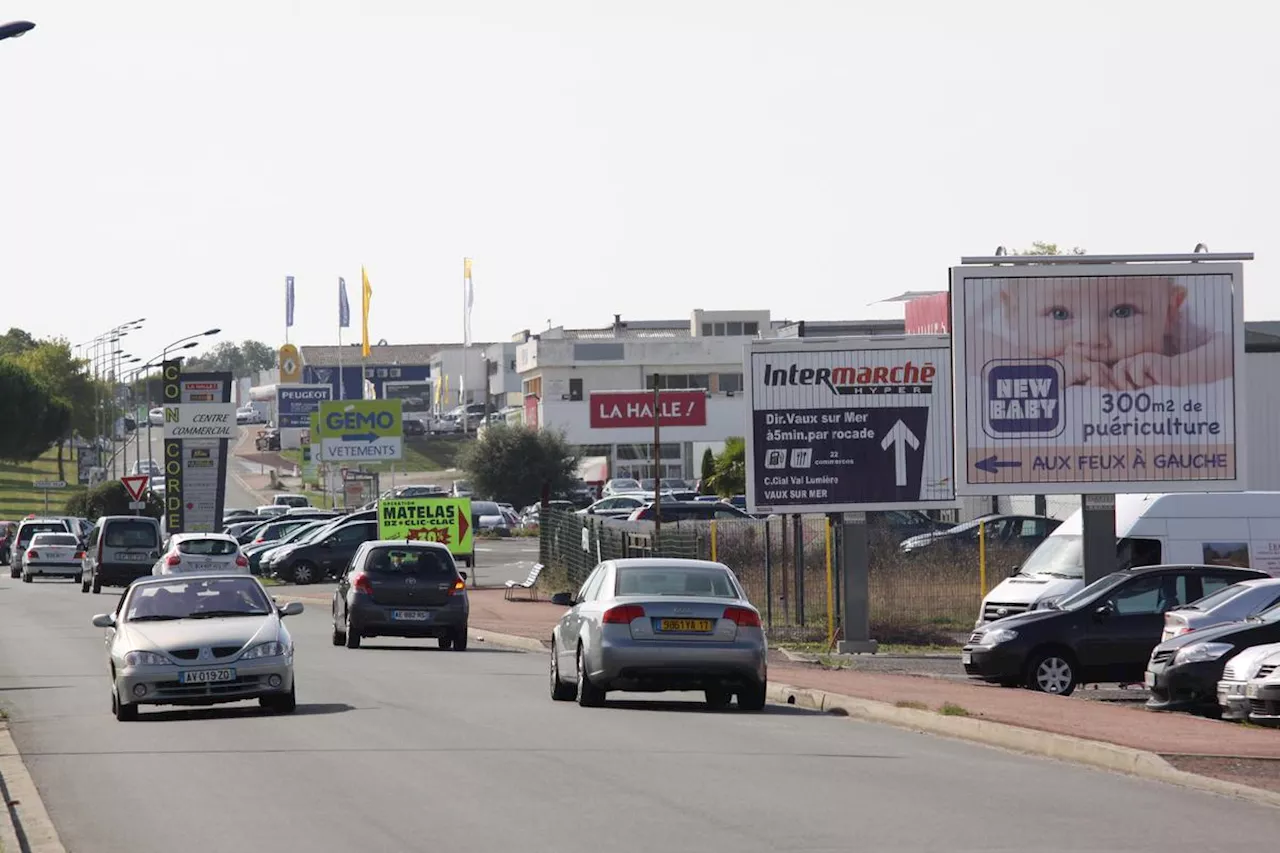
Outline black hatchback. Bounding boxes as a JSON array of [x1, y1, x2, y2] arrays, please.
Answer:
[[962, 564, 1268, 695], [331, 541, 469, 650]]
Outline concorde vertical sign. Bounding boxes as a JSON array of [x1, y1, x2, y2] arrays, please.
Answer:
[[161, 360, 184, 532], [161, 359, 237, 533]]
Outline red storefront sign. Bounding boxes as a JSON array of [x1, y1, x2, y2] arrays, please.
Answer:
[[523, 395, 539, 430], [904, 292, 950, 334], [589, 390, 707, 429]]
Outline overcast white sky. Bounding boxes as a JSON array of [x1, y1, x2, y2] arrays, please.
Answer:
[[2, 1, 1275, 363]]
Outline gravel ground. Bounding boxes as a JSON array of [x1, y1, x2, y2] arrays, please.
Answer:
[[1162, 755, 1280, 793]]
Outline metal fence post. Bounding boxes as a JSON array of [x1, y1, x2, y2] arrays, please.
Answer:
[[793, 514, 805, 628], [763, 519, 773, 629]]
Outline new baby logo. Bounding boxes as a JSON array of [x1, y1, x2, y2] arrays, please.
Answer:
[[950, 261, 1246, 496]]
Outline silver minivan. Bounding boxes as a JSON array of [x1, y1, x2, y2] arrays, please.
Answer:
[[81, 516, 163, 594]]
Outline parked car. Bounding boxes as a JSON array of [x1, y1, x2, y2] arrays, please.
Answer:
[[403, 418, 426, 436], [261, 519, 378, 584], [148, 407, 164, 426], [963, 564, 1267, 695], [1161, 578, 1280, 642], [152, 533, 250, 576], [272, 493, 311, 508], [602, 478, 641, 497], [81, 516, 164, 594], [1146, 594, 1280, 713], [580, 495, 649, 519], [1216, 642, 1280, 721], [900, 514, 1060, 556], [331, 540, 469, 650], [242, 519, 329, 574], [548, 558, 767, 709], [1244, 651, 1280, 724], [627, 501, 752, 521]]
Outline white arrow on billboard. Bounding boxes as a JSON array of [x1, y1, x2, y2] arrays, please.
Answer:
[[880, 420, 920, 487]]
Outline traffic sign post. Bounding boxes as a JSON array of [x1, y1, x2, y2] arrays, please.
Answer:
[[317, 399, 404, 462], [33, 480, 65, 513], [121, 475, 150, 515], [744, 335, 957, 654]]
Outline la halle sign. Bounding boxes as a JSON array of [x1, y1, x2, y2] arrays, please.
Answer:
[[589, 390, 708, 429]]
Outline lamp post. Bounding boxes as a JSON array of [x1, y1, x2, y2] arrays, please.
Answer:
[[163, 328, 220, 362], [135, 342, 199, 471], [0, 20, 35, 41]]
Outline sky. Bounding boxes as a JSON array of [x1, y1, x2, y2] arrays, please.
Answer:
[[2, 0, 1276, 364]]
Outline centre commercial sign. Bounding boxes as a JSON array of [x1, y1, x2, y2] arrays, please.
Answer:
[[744, 336, 957, 514], [317, 399, 404, 461], [161, 359, 234, 533], [277, 384, 332, 429], [949, 261, 1246, 495]]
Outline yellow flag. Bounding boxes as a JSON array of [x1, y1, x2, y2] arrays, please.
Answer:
[[361, 266, 372, 358], [463, 257, 472, 278]]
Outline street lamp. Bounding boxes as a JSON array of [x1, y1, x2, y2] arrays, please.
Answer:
[[163, 328, 220, 361], [133, 342, 200, 471], [0, 21, 34, 41]]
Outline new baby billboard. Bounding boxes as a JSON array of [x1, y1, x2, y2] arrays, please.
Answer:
[[950, 260, 1246, 495]]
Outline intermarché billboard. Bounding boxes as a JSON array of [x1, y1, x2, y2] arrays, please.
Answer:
[[950, 261, 1246, 495]]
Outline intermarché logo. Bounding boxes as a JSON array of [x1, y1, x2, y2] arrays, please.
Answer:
[[761, 362, 937, 395]]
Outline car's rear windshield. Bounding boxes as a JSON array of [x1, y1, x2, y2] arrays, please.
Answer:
[[1183, 583, 1249, 611], [177, 538, 238, 556], [19, 523, 66, 542], [31, 533, 78, 547], [472, 502, 501, 516], [104, 521, 158, 548], [364, 547, 454, 577], [615, 566, 738, 597]]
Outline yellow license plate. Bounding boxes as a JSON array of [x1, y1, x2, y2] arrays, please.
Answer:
[[658, 619, 713, 633]]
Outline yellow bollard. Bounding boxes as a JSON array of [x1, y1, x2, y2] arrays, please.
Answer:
[[710, 520, 717, 562], [825, 517, 835, 647], [979, 520, 987, 597]]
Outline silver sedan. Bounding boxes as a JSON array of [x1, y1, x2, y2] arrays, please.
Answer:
[[91, 574, 303, 721], [549, 558, 768, 710]]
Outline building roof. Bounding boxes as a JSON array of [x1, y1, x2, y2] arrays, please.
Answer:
[[299, 344, 446, 367]]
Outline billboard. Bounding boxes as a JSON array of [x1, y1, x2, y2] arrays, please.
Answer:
[[383, 381, 433, 413], [589, 390, 707, 429], [317, 398, 404, 461], [277, 384, 332, 429], [744, 336, 956, 514], [161, 360, 234, 533], [950, 262, 1246, 495]]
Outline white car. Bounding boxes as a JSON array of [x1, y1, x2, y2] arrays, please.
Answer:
[[21, 532, 84, 582], [1217, 642, 1280, 721], [130, 459, 161, 476], [1245, 650, 1280, 724], [153, 533, 250, 576], [148, 407, 164, 426]]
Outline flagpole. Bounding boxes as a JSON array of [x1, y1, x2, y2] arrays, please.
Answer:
[[337, 326, 344, 400]]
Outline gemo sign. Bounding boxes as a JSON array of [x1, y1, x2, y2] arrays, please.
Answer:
[[325, 409, 395, 431]]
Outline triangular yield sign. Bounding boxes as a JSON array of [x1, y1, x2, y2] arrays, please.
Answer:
[[121, 475, 151, 502], [457, 509, 469, 543]]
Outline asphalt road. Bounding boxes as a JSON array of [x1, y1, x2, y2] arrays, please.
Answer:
[[0, 581, 1276, 852]]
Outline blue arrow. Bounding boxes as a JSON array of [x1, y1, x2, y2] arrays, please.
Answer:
[[975, 455, 1022, 474], [340, 432, 379, 442]]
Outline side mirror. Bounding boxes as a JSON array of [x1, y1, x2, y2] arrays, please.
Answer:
[[279, 601, 304, 617], [1094, 601, 1115, 619], [320, 540, 333, 548], [586, 507, 595, 514], [1010, 563, 1021, 572], [550, 592, 574, 607], [91, 613, 115, 628], [458, 571, 468, 581]]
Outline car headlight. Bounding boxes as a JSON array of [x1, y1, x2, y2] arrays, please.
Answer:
[[1174, 642, 1234, 665], [983, 628, 1018, 645], [123, 650, 171, 666], [240, 641, 288, 659]]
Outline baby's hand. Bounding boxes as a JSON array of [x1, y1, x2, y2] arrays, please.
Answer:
[[1112, 353, 1179, 389], [1060, 357, 1116, 389]]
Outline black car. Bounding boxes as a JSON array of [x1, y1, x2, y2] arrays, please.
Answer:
[[331, 540, 469, 650], [901, 514, 1060, 556], [962, 564, 1267, 695], [1145, 598, 1280, 715], [629, 501, 751, 521], [266, 519, 379, 584], [403, 418, 426, 436]]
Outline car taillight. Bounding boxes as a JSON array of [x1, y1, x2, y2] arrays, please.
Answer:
[[602, 604, 645, 624], [26, 550, 37, 559], [235, 555, 249, 567], [448, 578, 466, 594], [166, 554, 181, 566], [75, 551, 85, 559], [254, 538, 265, 543], [723, 606, 761, 628], [1173, 626, 1192, 636], [354, 573, 374, 595]]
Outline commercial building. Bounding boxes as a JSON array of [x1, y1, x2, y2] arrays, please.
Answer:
[[515, 310, 906, 482]]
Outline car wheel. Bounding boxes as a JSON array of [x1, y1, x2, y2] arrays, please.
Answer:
[[438, 636, 454, 650], [705, 689, 732, 709], [331, 602, 346, 645], [452, 627, 468, 651], [737, 680, 767, 711], [21, 572, 32, 583], [344, 613, 361, 649], [92, 577, 102, 594], [261, 682, 297, 714], [81, 578, 90, 593], [291, 561, 318, 585], [1025, 650, 1077, 696], [550, 644, 575, 701], [112, 688, 137, 722], [575, 644, 606, 707], [8, 567, 18, 579]]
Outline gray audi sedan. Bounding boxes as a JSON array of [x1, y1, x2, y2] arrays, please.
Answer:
[[91, 574, 302, 721], [549, 558, 768, 710]]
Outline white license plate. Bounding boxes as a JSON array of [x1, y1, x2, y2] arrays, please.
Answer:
[[392, 610, 430, 621], [1144, 671, 1156, 688], [117, 553, 151, 562], [1247, 683, 1261, 698], [179, 668, 235, 684], [961, 651, 972, 665]]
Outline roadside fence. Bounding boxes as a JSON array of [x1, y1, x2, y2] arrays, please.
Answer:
[[537, 508, 1031, 644]]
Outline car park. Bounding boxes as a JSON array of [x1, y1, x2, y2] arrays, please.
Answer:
[[21, 532, 84, 582], [81, 516, 164, 594], [9, 517, 74, 579], [261, 518, 378, 584], [549, 558, 768, 710], [331, 540, 470, 649], [1216, 642, 1280, 721], [90, 574, 302, 720], [964, 564, 1267, 695], [153, 533, 250, 576]]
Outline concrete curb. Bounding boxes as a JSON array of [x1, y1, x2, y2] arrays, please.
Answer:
[[767, 682, 1280, 810], [0, 723, 67, 852]]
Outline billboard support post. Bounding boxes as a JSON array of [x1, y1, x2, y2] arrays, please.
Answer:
[[837, 512, 877, 654], [1082, 494, 1117, 585]]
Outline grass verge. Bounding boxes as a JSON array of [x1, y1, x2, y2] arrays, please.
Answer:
[[0, 447, 87, 519], [779, 640, 960, 655], [938, 702, 971, 717]]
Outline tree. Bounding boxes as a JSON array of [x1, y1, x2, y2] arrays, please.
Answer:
[[699, 448, 715, 493], [11, 339, 96, 481], [457, 424, 579, 509], [186, 340, 277, 378], [64, 480, 162, 521], [0, 360, 71, 463], [0, 328, 37, 359], [707, 438, 746, 497]]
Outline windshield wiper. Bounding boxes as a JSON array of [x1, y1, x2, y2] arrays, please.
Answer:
[[1037, 572, 1079, 579], [127, 614, 183, 622], [188, 610, 270, 619]]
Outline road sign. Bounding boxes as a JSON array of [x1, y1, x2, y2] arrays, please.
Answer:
[[317, 399, 403, 461], [121, 475, 150, 502], [277, 384, 331, 429], [377, 498, 473, 558], [128, 500, 147, 510], [950, 261, 1246, 495], [33, 480, 66, 489], [744, 336, 957, 514]]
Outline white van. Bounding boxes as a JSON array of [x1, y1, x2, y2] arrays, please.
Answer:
[[976, 492, 1280, 627]]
